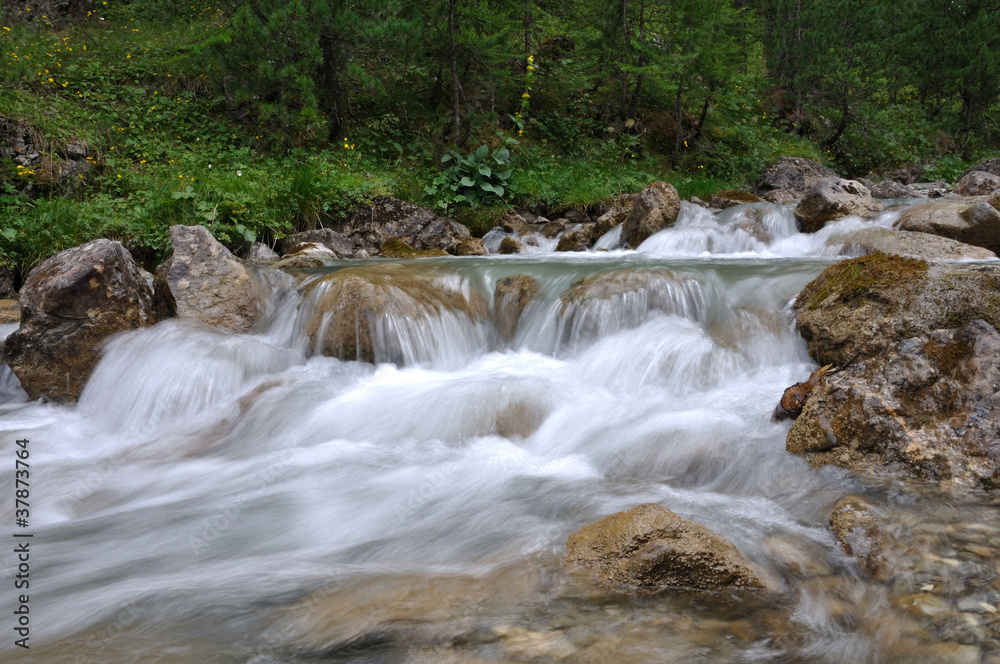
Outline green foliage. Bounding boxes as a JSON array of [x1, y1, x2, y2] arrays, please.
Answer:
[[429, 143, 514, 210]]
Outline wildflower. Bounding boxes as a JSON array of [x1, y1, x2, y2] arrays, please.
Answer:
[[521, 92, 530, 98], [237, 169, 242, 177]]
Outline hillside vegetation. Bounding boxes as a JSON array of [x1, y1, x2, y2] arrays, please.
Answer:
[[1, 0, 997, 277]]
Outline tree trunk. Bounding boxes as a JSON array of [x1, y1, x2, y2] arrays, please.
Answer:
[[672, 76, 684, 168], [620, 0, 629, 121], [317, 26, 342, 140], [449, 0, 461, 144], [524, 0, 531, 57]]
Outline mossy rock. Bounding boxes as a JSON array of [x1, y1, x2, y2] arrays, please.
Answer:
[[795, 253, 1000, 366], [381, 237, 449, 259]]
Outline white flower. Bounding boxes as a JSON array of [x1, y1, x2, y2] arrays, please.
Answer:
[[237, 169, 242, 177]]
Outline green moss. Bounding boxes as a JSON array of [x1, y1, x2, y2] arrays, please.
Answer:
[[380, 237, 448, 258], [805, 252, 929, 311]]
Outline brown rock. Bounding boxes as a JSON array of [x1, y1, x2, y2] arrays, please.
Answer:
[[345, 196, 471, 255], [827, 227, 997, 261], [380, 237, 448, 258], [555, 229, 591, 252], [300, 264, 487, 364], [2, 239, 154, 401], [493, 275, 539, 342], [787, 319, 1000, 490], [961, 157, 1000, 181], [564, 503, 765, 591], [498, 237, 523, 254], [153, 225, 260, 333], [455, 238, 487, 256], [269, 242, 336, 270], [829, 495, 889, 579], [592, 193, 635, 240], [955, 170, 1000, 196], [869, 180, 924, 199], [793, 254, 1000, 367], [708, 189, 761, 209], [793, 178, 883, 232], [244, 242, 280, 264], [754, 156, 838, 204], [621, 182, 681, 248], [540, 219, 566, 238], [0, 299, 18, 324], [894, 198, 1000, 254]]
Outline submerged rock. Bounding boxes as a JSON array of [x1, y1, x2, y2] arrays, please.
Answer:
[[829, 495, 889, 579], [827, 227, 996, 261], [621, 181, 681, 248], [754, 156, 837, 204], [493, 275, 539, 342], [793, 178, 883, 232], [154, 225, 260, 333], [299, 263, 487, 363], [564, 503, 765, 591], [788, 319, 1000, 489], [2, 239, 154, 401]]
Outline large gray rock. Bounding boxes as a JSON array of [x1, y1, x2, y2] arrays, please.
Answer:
[[954, 170, 1000, 197], [793, 254, 1000, 367], [793, 178, 883, 232], [564, 503, 765, 591], [620, 182, 681, 248], [2, 240, 154, 401], [153, 225, 260, 333], [754, 156, 837, 204], [960, 157, 1000, 181], [827, 227, 996, 261], [869, 180, 924, 200], [345, 196, 471, 255], [787, 319, 1000, 490], [896, 198, 1000, 254]]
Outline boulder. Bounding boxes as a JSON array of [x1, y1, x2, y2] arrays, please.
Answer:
[[0, 299, 18, 324], [500, 210, 534, 235], [869, 180, 924, 199], [896, 198, 1000, 254], [590, 194, 634, 244], [793, 254, 1000, 367], [540, 219, 566, 238], [0, 266, 16, 299], [620, 181, 681, 248], [277, 228, 355, 257], [708, 189, 761, 209], [564, 503, 765, 591], [245, 242, 280, 264], [493, 275, 539, 342], [960, 157, 1000, 181], [555, 229, 591, 252], [911, 180, 955, 198], [2, 240, 154, 401], [787, 319, 1000, 490], [299, 264, 487, 364], [827, 227, 996, 261], [754, 156, 838, 204], [455, 238, 487, 256], [346, 196, 471, 254], [498, 237, 523, 254], [954, 170, 1000, 197], [380, 237, 448, 258], [828, 496, 889, 579], [793, 178, 883, 232], [153, 225, 260, 333]]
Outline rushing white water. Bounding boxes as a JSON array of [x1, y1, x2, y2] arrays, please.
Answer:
[[0, 199, 995, 663]]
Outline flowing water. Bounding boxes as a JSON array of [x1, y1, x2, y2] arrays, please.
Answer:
[[2, 201, 999, 663]]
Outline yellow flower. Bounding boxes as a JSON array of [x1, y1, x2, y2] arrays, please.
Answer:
[[521, 92, 530, 98]]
